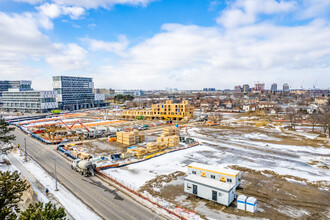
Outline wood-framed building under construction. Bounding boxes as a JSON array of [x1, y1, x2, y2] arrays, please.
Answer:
[[121, 100, 194, 120]]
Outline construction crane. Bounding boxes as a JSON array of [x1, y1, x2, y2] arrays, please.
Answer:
[[57, 119, 90, 132]]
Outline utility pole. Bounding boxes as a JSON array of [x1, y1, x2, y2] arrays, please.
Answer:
[[24, 138, 27, 162], [54, 158, 58, 191]]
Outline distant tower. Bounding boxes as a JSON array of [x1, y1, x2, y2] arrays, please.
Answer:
[[254, 82, 265, 92], [271, 83, 277, 92], [283, 83, 290, 93], [234, 85, 242, 93], [243, 84, 250, 94]]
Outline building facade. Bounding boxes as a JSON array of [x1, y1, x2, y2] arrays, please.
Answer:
[[283, 83, 290, 93], [114, 90, 143, 96], [122, 100, 194, 120], [1, 89, 58, 113], [0, 80, 32, 95], [243, 84, 250, 94], [53, 76, 105, 110], [270, 83, 277, 92], [184, 163, 240, 206]]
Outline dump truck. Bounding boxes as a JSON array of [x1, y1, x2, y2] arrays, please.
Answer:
[[71, 159, 96, 177]]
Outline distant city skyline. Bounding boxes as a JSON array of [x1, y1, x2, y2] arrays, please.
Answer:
[[0, 0, 329, 90]]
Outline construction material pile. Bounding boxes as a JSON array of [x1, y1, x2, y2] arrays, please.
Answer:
[[157, 136, 180, 147], [116, 131, 145, 146], [158, 126, 180, 147], [146, 142, 167, 153], [161, 127, 180, 137], [127, 146, 146, 158]]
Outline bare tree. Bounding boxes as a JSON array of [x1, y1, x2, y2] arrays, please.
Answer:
[[274, 105, 283, 118], [286, 107, 297, 130], [309, 112, 320, 132]]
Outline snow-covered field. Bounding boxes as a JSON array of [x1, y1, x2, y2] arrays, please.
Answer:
[[12, 153, 101, 220], [104, 126, 330, 190]]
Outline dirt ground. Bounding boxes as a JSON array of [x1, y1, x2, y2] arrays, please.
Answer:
[[140, 168, 330, 220], [138, 123, 330, 220]]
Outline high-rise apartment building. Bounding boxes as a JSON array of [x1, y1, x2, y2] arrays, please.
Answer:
[[234, 85, 242, 93], [253, 83, 265, 92], [271, 83, 277, 92], [52, 76, 104, 110], [283, 83, 290, 93], [243, 84, 250, 93]]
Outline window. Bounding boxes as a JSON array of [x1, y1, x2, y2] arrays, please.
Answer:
[[227, 178, 232, 182], [211, 175, 215, 179], [192, 171, 196, 175]]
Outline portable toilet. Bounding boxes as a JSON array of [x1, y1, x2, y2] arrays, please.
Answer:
[[246, 197, 257, 213], [237, 195, 247, 211]]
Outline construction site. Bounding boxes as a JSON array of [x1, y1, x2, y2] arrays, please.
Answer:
[[7, 99, 330, 220]]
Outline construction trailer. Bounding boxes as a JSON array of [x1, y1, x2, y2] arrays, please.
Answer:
[[187, 162, 241, 188], [184, 174, 236, 206]]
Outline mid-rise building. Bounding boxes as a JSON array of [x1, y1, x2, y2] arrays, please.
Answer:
[[0, 80, 32, 95], [1, 89, 58, 113], [184, 163, 240, 206], [283, 83, 290, 93], [114, 90, 143, 96], [253, 83, 265, 92], [203, 88, 216, 91], [52, 76, 105, 110], [243, 84, 250, 93], [271, 83, 277, 92], [122, 100, 194, 120], [234, 85, 242, 93]]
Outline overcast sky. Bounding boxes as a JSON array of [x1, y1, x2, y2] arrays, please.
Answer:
[[0, 0, 329, 90]]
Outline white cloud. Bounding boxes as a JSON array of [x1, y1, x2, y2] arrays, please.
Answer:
[[217, 0, 297, 28], [95, 21, 330, 89], [37, 3, 85, 20], [83, 35, 129, 55], [52, 0, 155, 9], [14, 0, 45, 4], [0, 11, 88, 88], [46, 43, 88, 71]]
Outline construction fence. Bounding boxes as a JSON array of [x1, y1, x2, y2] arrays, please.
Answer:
[[96, 171, 198, 220]]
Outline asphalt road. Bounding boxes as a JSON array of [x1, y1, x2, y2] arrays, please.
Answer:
[[12, 129, 164, 220]]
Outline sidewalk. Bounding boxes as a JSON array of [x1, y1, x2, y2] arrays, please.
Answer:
[[7, 152, 74, 220]]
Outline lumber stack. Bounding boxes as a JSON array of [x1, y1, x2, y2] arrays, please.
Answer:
[[161, 126, 180, 137], [157, 135, 180, 148], [116, 131, 145, 146]]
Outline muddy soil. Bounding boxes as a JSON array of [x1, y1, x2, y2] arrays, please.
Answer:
[[140, 169, 330, 220]]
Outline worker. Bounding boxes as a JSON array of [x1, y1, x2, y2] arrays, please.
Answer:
[[17, 144, 20, 149], [45, 188, 49, 196]]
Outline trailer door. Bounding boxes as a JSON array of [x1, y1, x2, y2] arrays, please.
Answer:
[[193, 184, 197, 195], [212, 190, 217, 202]]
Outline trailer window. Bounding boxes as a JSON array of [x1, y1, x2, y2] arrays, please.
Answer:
[[211, 175, 215, 179], [227, 178, 232, 182], [192, 171, 196, 175]]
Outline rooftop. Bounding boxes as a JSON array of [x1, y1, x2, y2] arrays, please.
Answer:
[[188, 162, 240, 177], [185, 174, 235, 191]]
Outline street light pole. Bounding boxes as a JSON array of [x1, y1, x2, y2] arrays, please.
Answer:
[[24, 138, 27, 162], [54, 158, 58, 191]]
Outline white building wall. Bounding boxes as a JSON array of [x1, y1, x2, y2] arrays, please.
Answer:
[[184, 179, 235, 206], [94, 93, 105, 101]]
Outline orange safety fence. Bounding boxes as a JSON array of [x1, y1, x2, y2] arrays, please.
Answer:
[[18, 117, 61, 125], [28, 119, 80, 128], [62, 113, 86, 118], [72, 120, 128, 128]]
